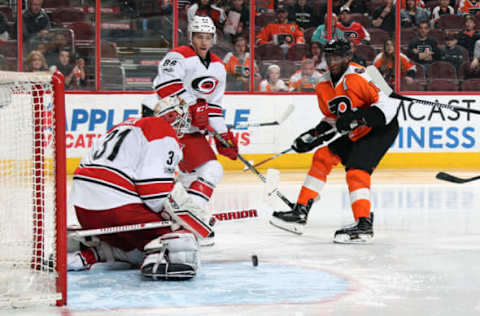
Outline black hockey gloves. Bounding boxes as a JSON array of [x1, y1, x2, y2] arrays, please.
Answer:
[[335, 107, 386, 133], [292, 121, 335, 153]]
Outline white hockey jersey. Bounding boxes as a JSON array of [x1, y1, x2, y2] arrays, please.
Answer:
[[71, 117, 183, 212], [153, 45, 228, 134]]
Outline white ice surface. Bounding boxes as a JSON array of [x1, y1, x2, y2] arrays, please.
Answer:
[[4, 171, 480, 316]]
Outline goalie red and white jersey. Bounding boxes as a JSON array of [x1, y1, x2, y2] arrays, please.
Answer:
[[71, 116, 183, 213], [153, 45, 228, 134]]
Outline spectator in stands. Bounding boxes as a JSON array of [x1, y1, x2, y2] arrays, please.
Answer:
[[49, 48, 75, 89], [44, 32, 69, 67], [305, 41, 327, 74], [442, 34, 465, 69], [0, 54, 6, 70], [0, 11, 9, 41], [400, 0, 430, 28], [312, 13, 343, 46], [431, 0, 454, 28], [408, 21, 442, 70], [258, 64, 288, 92], [288, 58, 322, 91], [351, 43, 367, 66], [458, 0, 480, 16], [188, 0, 226, 28], [256, 7, 305, 49], [16, 0, 51, 42], [374, 39, 416, 88], [456, 14, 480, 59], [372, 0, 395, 37], [471, 39, 480, 69], [343, 0, 368, 14], [337, 5, 370, 45], [223, 0, 249, 39], [24, 50, 48, 72], [223, 36, 257, 90], [287, 0, 319, 30]]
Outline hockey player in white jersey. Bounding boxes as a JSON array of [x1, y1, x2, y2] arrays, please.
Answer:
[[152, 16, 238, 212], [68, 96, 214, 280]]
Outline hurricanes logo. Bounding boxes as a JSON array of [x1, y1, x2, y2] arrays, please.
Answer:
[[328, 96, 353, 116], [192, 76, 219, 94]]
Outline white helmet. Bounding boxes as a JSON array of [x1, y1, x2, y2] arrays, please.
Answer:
[[142, 95, 191, 138], [188, 16, 216, 44]]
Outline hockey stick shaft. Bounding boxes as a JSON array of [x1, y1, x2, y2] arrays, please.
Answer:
[[208, 126, 295, 209], [251, 148, 293, 168], [68, 209, 260, 238], [366, 65, 480, 115], [436, 172, 480, 184], [68, 221, 173, 238], [250, 129, 341, 169], [228, 104, 294, 129]]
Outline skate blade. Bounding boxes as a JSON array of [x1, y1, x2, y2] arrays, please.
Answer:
[[269, 217, 304, 235], [333, 233, 373, 244]]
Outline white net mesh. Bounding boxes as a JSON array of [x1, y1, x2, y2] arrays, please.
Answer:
[[0, 71, 62, 307]]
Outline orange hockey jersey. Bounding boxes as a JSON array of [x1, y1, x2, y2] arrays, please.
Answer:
[[255, 23, 305, 47], [314, 63, 395, 141]]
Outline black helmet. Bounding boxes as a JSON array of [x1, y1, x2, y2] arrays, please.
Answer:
[[324, 39, 352, 57]]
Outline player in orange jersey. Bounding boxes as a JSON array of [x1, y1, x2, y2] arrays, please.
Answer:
[[270, 39, 399, 243]]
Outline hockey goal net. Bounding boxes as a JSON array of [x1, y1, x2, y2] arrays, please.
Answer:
[[0, 71, 66, 307]]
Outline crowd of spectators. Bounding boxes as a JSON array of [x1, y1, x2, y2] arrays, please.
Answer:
[[2, 0, 480, 91]]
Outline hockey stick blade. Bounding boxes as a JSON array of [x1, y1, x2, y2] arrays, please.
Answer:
[[436, 172, 480, 184], [366, 65, 480, 115], [276, 103, 294, 125]]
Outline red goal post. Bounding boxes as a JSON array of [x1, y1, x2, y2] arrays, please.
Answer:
[[0, 71, 66, 307]]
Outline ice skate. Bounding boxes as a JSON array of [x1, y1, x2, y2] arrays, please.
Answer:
[[269, 200, 313, 235], [333, 216, 373, 244]]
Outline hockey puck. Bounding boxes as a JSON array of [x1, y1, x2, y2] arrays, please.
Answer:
[[251, 255, 258, 267]]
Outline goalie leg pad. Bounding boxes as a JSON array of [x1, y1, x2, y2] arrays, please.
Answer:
[[165, 183, 215, 238], [141, 231, 199, 280]]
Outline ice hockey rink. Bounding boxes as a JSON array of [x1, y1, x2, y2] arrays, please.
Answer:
[[5, 168, 480, 316]]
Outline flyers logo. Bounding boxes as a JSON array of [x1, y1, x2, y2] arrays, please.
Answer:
[[343, 31, 359, 39], [328, 96, 352, 116], [192, 76, 219, 94]]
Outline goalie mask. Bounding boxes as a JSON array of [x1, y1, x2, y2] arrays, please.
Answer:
[[188, 16, 216, 44], [143, 95, 191, 138]]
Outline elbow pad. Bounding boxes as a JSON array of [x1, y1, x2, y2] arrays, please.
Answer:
[[362, 106, 387, 127]]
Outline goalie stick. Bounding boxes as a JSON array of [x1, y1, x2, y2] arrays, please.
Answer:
[[366, 65, 480, 115], [68, 209, 260, 238], [207, 126, 295, 209], [436, 171, 480, 184], [227, 103, 294, 129]]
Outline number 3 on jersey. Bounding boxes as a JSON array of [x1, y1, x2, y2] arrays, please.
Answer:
[[93, 128, 132, 161]]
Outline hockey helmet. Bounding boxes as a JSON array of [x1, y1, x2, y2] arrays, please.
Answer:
[[324, 39, 352, 58], [188, 16, 216, 44], [142, 95, 191, 137]]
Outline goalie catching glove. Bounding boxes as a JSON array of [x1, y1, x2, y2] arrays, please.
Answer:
[[292, 121, 336, 153], [214, 129, 238, 160]]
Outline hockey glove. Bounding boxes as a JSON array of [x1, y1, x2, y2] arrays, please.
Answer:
[[214, 129, 238, 160], [189, 99, 209, 129], [292, 121, 335, 153], [336, 107, 387, 133], [335, 109, 365, 133]]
